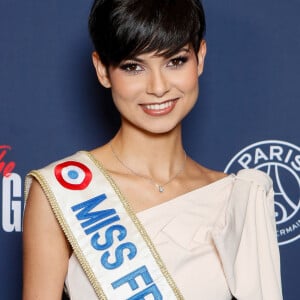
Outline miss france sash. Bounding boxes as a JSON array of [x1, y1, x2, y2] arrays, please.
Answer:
[[25, 151, 184, 300]]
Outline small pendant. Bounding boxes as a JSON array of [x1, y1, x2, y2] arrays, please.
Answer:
[[158, 185, 164, 193]]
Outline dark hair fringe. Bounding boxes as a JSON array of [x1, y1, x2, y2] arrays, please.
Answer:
[[89, 0, 206, 66]]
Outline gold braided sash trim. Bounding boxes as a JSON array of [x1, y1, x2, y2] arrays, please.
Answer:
[[25, 151, 184, 300]]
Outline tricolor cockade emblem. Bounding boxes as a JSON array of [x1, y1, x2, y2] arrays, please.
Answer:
[[54, 161, 92, 190]]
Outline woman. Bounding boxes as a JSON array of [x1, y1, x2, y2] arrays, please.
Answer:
[[23, 0, 282, 299]]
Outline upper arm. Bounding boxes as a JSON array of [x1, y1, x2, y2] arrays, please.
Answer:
[[23, 179, 71, 300]]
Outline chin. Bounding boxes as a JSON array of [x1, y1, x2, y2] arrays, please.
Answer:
[[142, 123, 180, 135], [122, 115, 183, 135]]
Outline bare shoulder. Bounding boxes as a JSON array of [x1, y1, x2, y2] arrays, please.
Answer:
[[189, 159, 228, 185], [89, 144, 109, 160], [24, 179, 57, 230], [201, 166, 228, 183], [181, 158, 229, 192], [23, 179, 70, 299], [23, 179, 71, 252], [89, 143, 120, 173]]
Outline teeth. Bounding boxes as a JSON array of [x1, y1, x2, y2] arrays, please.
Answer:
[[145, 101, 173, 110]]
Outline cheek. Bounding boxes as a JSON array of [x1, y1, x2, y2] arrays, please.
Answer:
[[174, 67, 199, 94], [110, 75, 143, 100]]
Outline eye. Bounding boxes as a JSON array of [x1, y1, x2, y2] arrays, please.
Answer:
[[167, 56, 188, 68], [119, 62, 143, 74]]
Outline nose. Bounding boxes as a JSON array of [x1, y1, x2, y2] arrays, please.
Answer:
[[146, 69, 170, 97]]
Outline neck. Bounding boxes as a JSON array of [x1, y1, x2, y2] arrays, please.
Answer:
[[110, 123, 186, 181]]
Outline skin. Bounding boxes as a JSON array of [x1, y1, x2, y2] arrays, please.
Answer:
[[23, 40, 227, 299]]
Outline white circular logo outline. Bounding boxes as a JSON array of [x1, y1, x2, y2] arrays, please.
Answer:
[[224, 140, 300, 246]]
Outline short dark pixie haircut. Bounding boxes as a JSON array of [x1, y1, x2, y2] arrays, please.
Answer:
[[88, 0, 206, 67]]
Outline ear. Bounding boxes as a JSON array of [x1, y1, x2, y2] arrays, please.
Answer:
[[92, 52, 111, 88], [197, 40, 207, 76]]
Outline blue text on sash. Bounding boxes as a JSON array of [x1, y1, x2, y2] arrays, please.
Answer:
[[71, 194, 163, 299]]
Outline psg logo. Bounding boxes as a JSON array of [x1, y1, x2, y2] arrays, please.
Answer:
[[225, 140, 300, 246], [54, 161, 92, 190]]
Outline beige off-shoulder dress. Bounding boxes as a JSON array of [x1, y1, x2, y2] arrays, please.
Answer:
[[64, 169, 283, 300]]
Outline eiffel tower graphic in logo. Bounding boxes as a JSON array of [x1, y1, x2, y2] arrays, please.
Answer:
[[260, 163, 300, 224]]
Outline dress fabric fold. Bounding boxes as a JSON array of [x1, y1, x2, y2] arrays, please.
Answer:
[[212, 169, 283, 300]]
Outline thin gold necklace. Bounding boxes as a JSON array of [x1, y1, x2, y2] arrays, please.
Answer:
[[110, 143, 187, 193]]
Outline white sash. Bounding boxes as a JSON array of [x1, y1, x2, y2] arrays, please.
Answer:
[[26, 151, 184, 300]]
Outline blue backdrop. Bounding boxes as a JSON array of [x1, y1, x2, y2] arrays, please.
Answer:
[[0, 0, 299, 299]]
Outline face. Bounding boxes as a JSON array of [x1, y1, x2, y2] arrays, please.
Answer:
[[92, 42, 206, 134]]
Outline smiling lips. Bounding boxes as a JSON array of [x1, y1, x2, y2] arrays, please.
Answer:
[[140, 99, 179, 116]]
